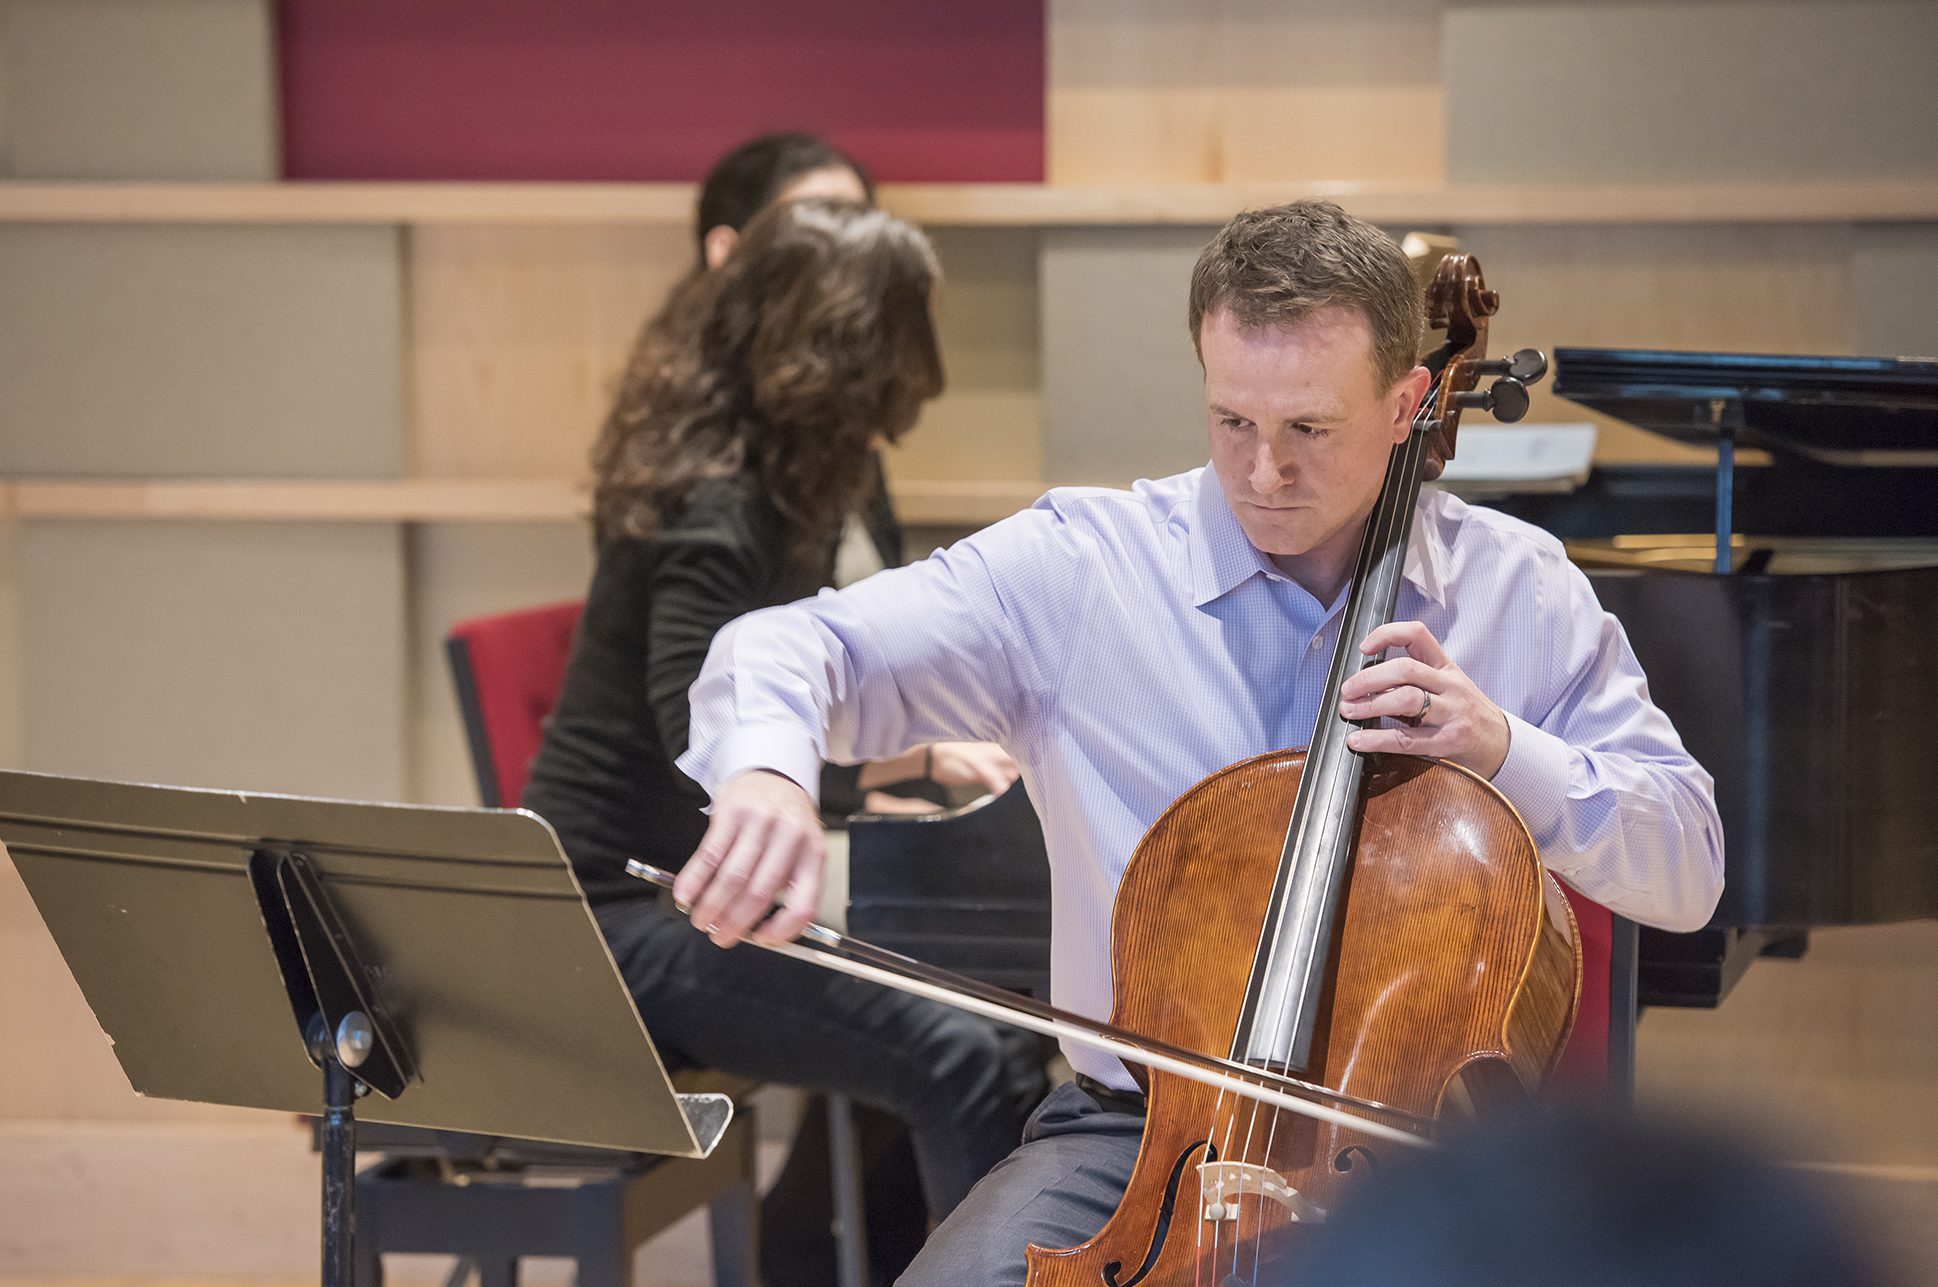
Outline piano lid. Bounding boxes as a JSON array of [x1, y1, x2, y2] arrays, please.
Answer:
[[1552, 348, 1938, 466]]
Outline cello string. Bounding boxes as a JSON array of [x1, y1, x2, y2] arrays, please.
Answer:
[[1239, 381, 1436, 1283], [1156, 364, 1445, 1276], [1204, 364, 1446, 1280], [1200, 1092, 1222, 1287], [1216, 425, 1407, 1271], [1213, 322, 1461, 1272], [1238, 363, 1445, 1283], [1243, 363, 1439, 1091], [1211, 381, 1432, 1284]]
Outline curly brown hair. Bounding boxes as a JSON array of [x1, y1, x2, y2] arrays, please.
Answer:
[[592, 199, 945, 561]]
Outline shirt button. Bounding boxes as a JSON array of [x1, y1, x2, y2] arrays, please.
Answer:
[[1310, 636, 1324, 650]]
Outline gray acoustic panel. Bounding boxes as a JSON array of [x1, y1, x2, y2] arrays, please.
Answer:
[[1446, 1, 1938, 181], [407, 523, 594, 807], [0, 224, 405, 477], [1040, 227, 1216, 488], [3, 0, 277, 179], [1852, 226, 1938, 361], [18, 520, 407, 802]]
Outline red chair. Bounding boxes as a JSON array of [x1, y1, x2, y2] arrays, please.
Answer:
[[445, 600, 586, 809], [1552, 888, 1637, 1099]]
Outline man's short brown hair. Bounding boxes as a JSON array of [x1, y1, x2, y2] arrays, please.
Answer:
[[1187, 200, 1425, 390]]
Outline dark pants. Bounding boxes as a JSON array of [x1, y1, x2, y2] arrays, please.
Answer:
[[595, 897, 1048, 1285], [898, 1079, 1146, 1287]]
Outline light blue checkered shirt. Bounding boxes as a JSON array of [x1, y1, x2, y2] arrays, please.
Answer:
[[680, 466, 1725, 1090]]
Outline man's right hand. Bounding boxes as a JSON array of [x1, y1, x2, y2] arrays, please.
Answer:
[[673, 770, 826, 949]]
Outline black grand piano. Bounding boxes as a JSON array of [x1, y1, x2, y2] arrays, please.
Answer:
[[1514, 348, 1938, 1005], [848, 349, 1938, 1020]]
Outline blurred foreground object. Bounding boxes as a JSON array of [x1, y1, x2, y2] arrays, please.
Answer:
[[1272, 1109, 1889, 1287]]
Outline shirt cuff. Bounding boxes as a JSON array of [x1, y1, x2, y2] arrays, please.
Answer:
[[710, 723, 826, 807], [1489, 711, 1571, 842]]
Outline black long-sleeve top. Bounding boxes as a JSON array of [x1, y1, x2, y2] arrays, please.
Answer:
[[523, 461, 898, 906]]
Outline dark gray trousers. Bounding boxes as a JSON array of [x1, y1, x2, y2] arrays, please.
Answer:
[[596, 897, 1047, 1215], [898, 1080, 1147, 1287]]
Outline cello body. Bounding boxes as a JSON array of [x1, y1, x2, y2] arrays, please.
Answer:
[[1023, 750, 1580, 1287]]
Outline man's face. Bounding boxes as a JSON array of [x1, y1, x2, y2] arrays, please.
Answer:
[[1202, 305, 1425, 576]]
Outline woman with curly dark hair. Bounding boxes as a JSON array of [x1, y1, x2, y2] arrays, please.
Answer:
[[592, 195, 933, 566], [521, 196, 1044, 1285]]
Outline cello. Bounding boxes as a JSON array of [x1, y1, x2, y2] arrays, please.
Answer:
[[633, 253, 1581, 1273]]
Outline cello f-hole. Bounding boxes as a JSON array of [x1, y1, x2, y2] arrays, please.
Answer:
[[1099, 1139, 1216, 1287], [1331, 1144, 1379, 1174]]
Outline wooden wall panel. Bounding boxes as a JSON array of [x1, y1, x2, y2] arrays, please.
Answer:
[[408, 223, 1043, 489], [1447, 223, 1853, 463], [0, 224, 405, 477], [0, 1119, 318, 1277], [1048, 0, 1446, 184], [2, 0, 276, 180], [407, 224, 693, 480], [1446, 1, 1938, 183]]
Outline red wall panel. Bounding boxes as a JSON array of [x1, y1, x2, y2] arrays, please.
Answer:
[[278, 1, 1044, 182]]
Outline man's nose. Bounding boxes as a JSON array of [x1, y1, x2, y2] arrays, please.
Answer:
[[1250, 442, 1290, 490]]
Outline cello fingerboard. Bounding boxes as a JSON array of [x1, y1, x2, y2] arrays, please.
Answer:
[[1233, 376, 1442, 1071]]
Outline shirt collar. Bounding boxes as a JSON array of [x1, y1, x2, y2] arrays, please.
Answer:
[[1186, 466, 1448, 610]]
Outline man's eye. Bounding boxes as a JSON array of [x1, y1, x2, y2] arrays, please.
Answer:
[[1295, 423, 1325, 436], [1220, 417, 1246, 430]]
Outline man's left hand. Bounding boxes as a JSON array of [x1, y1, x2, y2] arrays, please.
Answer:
[[1338, 621, 1510, 780]]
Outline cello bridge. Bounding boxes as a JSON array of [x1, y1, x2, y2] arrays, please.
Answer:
[[1197, 1161, 1326, 1224]]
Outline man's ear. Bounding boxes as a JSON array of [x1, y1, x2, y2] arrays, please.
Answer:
[[1391, 364, 1432, 441], [703, 225, 739, 270], [1395, 365, 1454, 480]]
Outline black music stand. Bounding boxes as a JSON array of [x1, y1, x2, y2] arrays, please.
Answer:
[[0, 769, 731, 1287]]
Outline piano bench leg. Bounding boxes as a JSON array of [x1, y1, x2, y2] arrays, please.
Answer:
[[827, 1093, 869, 1287]]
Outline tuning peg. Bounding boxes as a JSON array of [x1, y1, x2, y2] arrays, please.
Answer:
[[1468, 349, 1548, 385], [1454, 376, 1531, 423]]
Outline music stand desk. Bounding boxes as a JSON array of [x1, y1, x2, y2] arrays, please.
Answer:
[[0, 769, 727, 1286]]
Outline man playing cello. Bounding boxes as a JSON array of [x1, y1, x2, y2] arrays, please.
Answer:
[[670, 200, 1724, 1285]]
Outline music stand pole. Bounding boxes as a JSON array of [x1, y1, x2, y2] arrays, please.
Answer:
[[319, 1026, 360, 1287]]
